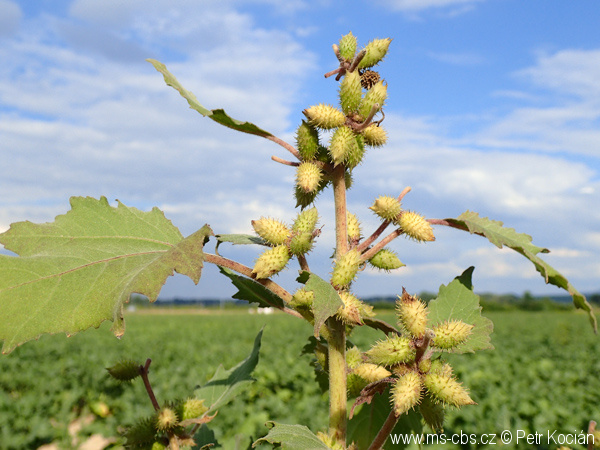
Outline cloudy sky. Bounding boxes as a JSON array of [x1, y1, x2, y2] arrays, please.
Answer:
[[1, 0, 599, 301]]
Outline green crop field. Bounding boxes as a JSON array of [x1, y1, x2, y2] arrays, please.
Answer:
[[0, 309, 598, 449]]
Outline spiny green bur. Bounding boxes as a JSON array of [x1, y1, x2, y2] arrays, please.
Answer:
[[339, 70, 362, 114], [358, 38, 392, 69], [359, 80, 387, 118], [339, 32, 357, 60], [296, 120, 320, 160], [252, 245, 290, 279], [366, 335, 415, 366]]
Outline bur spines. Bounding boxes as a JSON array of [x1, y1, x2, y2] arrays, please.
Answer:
[[339, 32, 358, 60], [362, 124, 388, 147], [432, 320, 474, 350], [330, 248, 361, 288], [391, 371, 422, 416], [359, 80, 387, 118], [399, 211, 435, 242], [368, 248, 404, 271], [252, 217, 291, 246], [397, 290, 429, 338], [370, 195, 401, 221], [252, 245, 290, 279], [423, 372, 475, 407], [339, 70, 362, 114], [358, 38, 392, 69], [296, 120, 320, 160], [304, 104, 345, 129], [366, 335, 415, 367], [296, 161, 323, 194]]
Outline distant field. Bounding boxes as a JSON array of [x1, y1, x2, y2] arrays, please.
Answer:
[[0, 310, 598, 449]]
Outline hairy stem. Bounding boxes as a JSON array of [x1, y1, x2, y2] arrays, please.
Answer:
[[327, 317, 347, 444], [328, 164, 348, 446], [368, 408, 399, 450], [332, 165, 348, 258]]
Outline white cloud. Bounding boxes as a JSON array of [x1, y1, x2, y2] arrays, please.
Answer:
[[515, 49, 600, 100], [0, 0, 21, 37], [380, 0, 484, 16], [471, 48, 600, 157]]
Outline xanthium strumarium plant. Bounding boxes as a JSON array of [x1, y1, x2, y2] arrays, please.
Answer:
[[0, 33, 597, 449]]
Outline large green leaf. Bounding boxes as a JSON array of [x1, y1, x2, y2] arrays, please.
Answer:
[[427, 267, 494, 353], [0, 196, 211, 353], [253, 422, 329, 449], [195, 328, 263, 413], [218, 266, 285, 309], [147, 59, 273, 137], [447, 211, 596, 332], [297, 271, 343, 338]]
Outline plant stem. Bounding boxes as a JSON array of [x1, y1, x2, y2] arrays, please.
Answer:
[[328, 164, 348, 446], [139, 359, 161, 411], [368, 408, 399, 450], [327, 317, 347, 444], [332, 165, 348, 258], [266, 135, 301, 160]]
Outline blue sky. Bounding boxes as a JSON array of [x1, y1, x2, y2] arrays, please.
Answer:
[[1, 0, 599, 301]]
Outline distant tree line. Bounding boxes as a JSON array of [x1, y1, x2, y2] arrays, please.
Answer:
[[129, 291, 600, 312]]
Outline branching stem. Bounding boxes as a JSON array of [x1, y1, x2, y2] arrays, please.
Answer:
[[357, 187, 411, 253], [271, 155, 299, 167], [266, 135, 301, 160], [203, 253, 302, 319], [368, 409, 399, 450], [360, 228, 404, 262]]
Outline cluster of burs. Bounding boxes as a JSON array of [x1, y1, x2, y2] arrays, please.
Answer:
[[249, 33, 436, 325]]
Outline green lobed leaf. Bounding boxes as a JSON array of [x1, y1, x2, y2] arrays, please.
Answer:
[[447, 211, 597, 332], [0, 196, 211, 354], [218, 266, 285, 309], [253, 422, 329, 449], [427, 267, 494, 353], [195, 328, 263, 413], [297, 271, 343, 338], [147, 59, 273, 137]]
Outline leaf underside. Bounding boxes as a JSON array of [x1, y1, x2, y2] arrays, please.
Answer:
[[447, 211, 596, 332], [147, 59, 273, 138], [0, 196, 211, 353], [195, 328, 263, 413], [218, 266, 285, 309], [427, 267, 494, 353], [297, 271, 343, 338], [253, 422, 329, 449]]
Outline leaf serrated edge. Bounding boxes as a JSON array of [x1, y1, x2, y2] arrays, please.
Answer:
[[444, 212, 597, 332]]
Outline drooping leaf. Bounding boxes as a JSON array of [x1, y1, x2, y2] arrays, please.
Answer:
[[147, 59, 273, 137], [218, 266, 285, 309], [297, 271, 343, 338], [0, 196, 211, 353], [253, 422, 329, 449], [348, 386, 423, 450], [427, 267, 494, 353], [195, 328, 263, 413], [446, 211, 596, 331], [216, 234, 268, 246]]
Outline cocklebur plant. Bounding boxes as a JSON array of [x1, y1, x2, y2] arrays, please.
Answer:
[[0, 33, 596, 449]]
